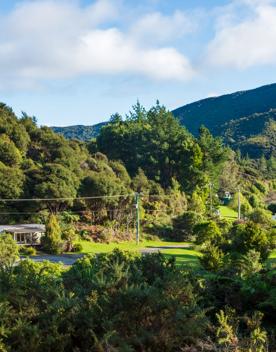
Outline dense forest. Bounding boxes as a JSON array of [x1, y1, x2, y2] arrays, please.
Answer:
[[0, 100, 275, 351]]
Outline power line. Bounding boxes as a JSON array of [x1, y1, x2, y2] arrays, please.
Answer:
[[0, 194, 134, 203], [0, 192, 181, 203], [0, 209, 136, 215]]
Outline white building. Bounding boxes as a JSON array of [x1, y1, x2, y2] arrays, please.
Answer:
[[0, 224, 45, 246]]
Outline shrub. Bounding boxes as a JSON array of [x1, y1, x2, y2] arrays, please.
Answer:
[[19, 246, 37, 256], [0, 233, 18, 270], [200, 245, 225, 272], [254, 180, 268, 194], [267, 203, 276, 214], [172, 211, 203, 241], [229, 192, 252, 216], [249, 208, 273, 227], [194, 220, 222, 245], [230, 222, 273, 260], [41, 214, 63, 254], [62, 226, 78, 252], [72, 243, 83, 252]]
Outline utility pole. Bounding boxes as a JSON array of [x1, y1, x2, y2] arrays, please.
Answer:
[[135, 193, 140, 245], [238, 188, 241, 220]]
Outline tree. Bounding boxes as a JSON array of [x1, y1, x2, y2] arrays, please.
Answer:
[[230, 222, 273, 260], [0, 135, 22, 167], [97, 102, 205, 191], [41, 214, 63, 254], [194, 220, 222, 245], [172, 211, 203, 241], [0, 233, 18, 271], [249, 208, 273, 227], [188, 191, 206, 214], [62, 226, 77, 252], [0, 163, 25, 199]]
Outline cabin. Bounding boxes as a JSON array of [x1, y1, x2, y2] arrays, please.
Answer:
[[0, 224, 45, 246]]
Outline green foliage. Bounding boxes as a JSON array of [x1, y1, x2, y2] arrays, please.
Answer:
[[19, 246, 37, 257], [61, 226, 77, 252], [72, 243, 83, 252], [172, 211, 203, 241], [41, 214, 63, 254], [249, 208, 273, 227], [188, 190, 206, 214], [237, 250, 263, 279], [0, 234, 18, 270], [229, 192, 253, 216], [0, 135, 22, 166], [200, 245, 225, 272], [52, 122, 106, 141], [194, 220, 222, 245], [230, 222, 273, 260], [173, 83, 276, 157], [0, 163, 25, 199], [97, 102, 205, 191]]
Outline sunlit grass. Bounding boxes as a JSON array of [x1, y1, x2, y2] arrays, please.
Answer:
[[78, 240, 201, 267], [219, 205, 238, 219]]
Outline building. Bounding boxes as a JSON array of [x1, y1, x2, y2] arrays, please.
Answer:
[[0, 224, 45, 246]]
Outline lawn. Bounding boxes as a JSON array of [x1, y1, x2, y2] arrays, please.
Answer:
[[78, 239, 275, 268], [268, 250, 276, 266], [78, 240, 201, 267], [219, 205, 238, 219]]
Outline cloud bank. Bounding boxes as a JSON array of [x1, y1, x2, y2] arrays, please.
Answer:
[[0, 0, 195, 87], [207, 0, 276, 68]]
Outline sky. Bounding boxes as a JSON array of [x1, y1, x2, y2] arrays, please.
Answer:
[[0, 0, 276, 126]]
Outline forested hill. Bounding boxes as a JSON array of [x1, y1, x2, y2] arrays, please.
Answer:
[[52, 123, 105, 141], [51, 83, 276, 157], [172, 83, 276, 136]]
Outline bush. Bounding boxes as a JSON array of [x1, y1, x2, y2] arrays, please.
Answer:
[[194, 220, 222, 246], [249, 208, 273, 227], [72, 243, 83, 252], [230, 222, 273, 260], [0, 233, 18, 270], [200, 245, 225, 272], [41, 214, 63, 254], [172, 211, 203, 241], [267, 203, 276, 214], [19, 246, 37, 256]]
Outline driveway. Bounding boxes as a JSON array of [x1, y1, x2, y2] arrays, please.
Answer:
[[24, 254, 84, 266]]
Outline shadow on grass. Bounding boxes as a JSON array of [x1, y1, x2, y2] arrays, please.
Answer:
[[145, 244, 192, 249], [163, 252, 200, 268]]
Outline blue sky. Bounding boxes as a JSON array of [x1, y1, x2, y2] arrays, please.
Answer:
[[0, 0, 276, 126]]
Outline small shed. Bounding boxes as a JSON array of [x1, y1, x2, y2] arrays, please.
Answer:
[[0, 224, 45, 246]]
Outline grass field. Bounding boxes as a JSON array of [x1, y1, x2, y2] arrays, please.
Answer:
[[219, 205, 238, 219], [78, 239, 276, 268], [78, 240, 201, 267]]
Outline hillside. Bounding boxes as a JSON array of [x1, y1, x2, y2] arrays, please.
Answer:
[[52, 123, 105, 141], [223, 110, 276, 157], [172, 83, 276, 136], [51, 83, 276, 157]]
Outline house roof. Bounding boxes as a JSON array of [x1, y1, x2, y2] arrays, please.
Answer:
[[0, 224, 45, 234]]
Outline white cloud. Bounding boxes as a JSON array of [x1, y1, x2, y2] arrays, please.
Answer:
[[207, 0, 276, 69], [131, 10, 196, 45], [0, 0, 195, 88]]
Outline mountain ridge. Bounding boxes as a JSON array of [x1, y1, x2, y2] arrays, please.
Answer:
[[51, 83, 276, 157]]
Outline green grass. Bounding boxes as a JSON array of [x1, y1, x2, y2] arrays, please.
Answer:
[[78, 240, 201, 267], [219, 205, 238, 219], [268, 250, 276, 266], [77, 239, 275, 269]]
